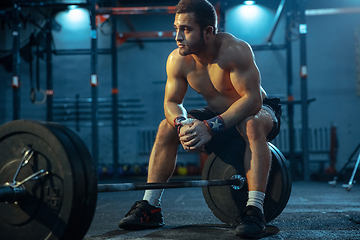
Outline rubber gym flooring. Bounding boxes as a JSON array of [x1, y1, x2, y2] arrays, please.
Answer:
[[84, 180, 360, 240]]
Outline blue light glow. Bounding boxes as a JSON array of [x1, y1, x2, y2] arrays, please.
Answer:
[[238, 4, 261, 21], [225, 4, 276, 45], [67, 8, 88, 26], [68, 5, 77, 10], [53, 7, 91, 49], [55, 8, 90, 31], [244, 1, 256, 5]]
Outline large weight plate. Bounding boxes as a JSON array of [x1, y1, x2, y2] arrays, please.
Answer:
[[202, 140, 292, 226], [0, 120, 94, 240], [265, 142, 292, 222], [44, 122, 98, 238]]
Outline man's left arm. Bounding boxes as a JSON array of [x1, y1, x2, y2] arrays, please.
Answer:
[[219, 41, 263, 128]]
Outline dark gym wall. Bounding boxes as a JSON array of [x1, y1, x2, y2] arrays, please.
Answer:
[[0, 0, 359, 173], [296, 1, 360, 172]]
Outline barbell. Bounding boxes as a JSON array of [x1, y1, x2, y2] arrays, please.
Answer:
[[0, 120, 292, 240]]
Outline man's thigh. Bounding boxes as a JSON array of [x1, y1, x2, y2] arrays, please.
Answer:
[[237, 107, 276, 141]]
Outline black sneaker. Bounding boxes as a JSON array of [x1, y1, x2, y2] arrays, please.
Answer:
[[118, 200, 164, 230], [235, 206, 266, 239]]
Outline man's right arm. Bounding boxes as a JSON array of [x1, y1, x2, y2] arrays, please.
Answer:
[[164, 50, 188, 128]]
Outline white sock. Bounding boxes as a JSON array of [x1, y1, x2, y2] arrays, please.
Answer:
[[143, 189, 164, 207], [246, 191, 265, 213]]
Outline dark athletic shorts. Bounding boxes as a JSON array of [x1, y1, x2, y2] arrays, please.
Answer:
[[188, 98, 282, 154]]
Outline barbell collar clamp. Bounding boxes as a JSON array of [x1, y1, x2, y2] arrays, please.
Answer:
[[231, 175, 246, 190]]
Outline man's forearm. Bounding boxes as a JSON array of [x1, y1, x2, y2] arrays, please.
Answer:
[[164, 102, 188, 128], [220, 94, 262, 129]]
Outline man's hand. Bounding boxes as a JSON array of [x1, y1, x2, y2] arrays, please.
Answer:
[[178, 119, 212, 152]]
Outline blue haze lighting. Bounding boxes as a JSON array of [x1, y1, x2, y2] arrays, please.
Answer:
[[67, 8, 88, 26], [68, 5, 77, 10], [238, 4, 261, 21], [55, 7, 89, 30], [53, 7, 91, 49], [225, 4, 275, 45]]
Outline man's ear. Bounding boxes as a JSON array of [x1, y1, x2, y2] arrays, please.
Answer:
[[204, 26, 213, 36]]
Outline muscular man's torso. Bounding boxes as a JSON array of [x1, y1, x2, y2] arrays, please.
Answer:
[[173, 33, 266, 114], [185, 61, 240, 114]]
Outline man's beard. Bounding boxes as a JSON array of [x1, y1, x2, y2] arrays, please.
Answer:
[[178, 32, 205, 56]]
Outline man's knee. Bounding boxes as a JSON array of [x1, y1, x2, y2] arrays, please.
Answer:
[[156, 119, 179, 143], [238, 116, 268, 142]]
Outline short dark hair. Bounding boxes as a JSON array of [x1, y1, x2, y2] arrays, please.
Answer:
[[175, 0, 218, 34]]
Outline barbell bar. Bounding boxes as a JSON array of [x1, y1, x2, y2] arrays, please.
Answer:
[[98, 176, 245, 192], [0, 143, 245, 200], [0, 172, 245, 202]]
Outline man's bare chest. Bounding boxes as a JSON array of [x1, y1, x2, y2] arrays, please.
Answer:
[[186, 64, 235, 96]]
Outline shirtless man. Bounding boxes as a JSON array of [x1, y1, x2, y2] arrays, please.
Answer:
[[118, 0, 281, 238]]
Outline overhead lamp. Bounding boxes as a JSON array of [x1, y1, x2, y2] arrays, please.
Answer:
[[244, 1, 256, 5], [68, 5, 78, 10]]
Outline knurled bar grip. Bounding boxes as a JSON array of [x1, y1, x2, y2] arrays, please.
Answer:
[[97, 178, 245, 192]]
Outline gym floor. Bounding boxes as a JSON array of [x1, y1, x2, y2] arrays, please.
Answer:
[[84, 180, 360, 240]]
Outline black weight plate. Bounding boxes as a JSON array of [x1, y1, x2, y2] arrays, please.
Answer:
[[0, 120, 87, 240], [202, 141, 292, 226], [44, 122, 97, 238], [265, 143, 292, 222]]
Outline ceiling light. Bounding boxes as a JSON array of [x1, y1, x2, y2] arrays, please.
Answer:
[[244, 1, 256, 5]]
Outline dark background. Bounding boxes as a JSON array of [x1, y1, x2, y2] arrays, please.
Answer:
[[0, 0, 359, 181]]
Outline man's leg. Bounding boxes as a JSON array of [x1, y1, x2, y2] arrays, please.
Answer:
[[119, 119, 179, 230], [240, 109, 273, 194], [235, 108, 274, 238], [147, 119, 180, 183], [143, 119, 180, 206]]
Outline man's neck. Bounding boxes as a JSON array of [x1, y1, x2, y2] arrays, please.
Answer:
[[192, 35, 219, 65]]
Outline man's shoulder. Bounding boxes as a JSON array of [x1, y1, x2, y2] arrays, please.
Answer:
[[167, 49, 194, 66], [168, 48, 182, 61], [218, 33, 251, 53], [216, 33, 254, 67], [168, 48, 193, 60], [166, 49, 194, 76]]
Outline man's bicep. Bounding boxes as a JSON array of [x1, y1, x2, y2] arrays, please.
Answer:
[[225, 41, 261, 97], [164, 75, 187, 104], [163, 75, 188, 126], [230, 62, 261, 98], [165, 52, 188, 104]]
